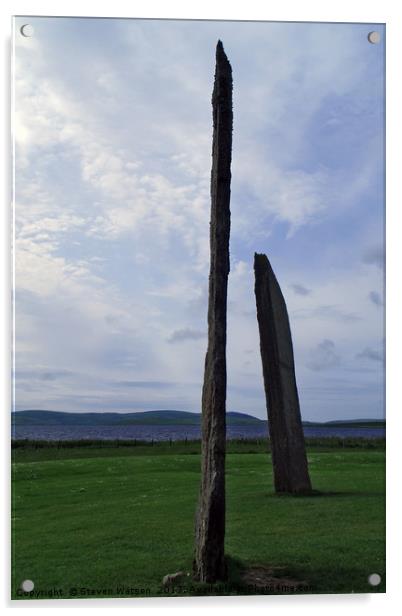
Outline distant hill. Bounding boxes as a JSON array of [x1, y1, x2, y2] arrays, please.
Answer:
[[11, 409, 265, 426], [303, 419, 385, 428], [11, 410, 385, 428]]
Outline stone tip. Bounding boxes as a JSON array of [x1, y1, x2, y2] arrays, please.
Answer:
[[254, 253, 274, 276], [215, 40, 231, 68]]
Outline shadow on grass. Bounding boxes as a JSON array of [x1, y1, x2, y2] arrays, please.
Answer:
[[168, 552, 385, 596], [223, 555, 385, 596], [226, 555, 314, 594], [168, 556, 313, 597]]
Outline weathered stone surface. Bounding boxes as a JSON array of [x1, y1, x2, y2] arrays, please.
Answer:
[[193, 40, 233, 583], [254, 253, 312, 494], [162, 571, 189, 587]]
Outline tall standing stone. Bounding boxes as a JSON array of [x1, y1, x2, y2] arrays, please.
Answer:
[[193, 41, 232, 583], [254, 253, 312, 494]]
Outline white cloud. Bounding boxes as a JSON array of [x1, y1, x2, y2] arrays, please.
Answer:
[[168, 328, 207, 344]]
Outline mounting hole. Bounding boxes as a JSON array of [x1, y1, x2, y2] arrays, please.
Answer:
[[20, 24, 34, 38], [21, 579, 34, 592], [368, 573, 381, 586], [367, 31, 380, 44]]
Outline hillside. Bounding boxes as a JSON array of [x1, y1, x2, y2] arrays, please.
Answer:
[[303, 419, 385, 428], [11, 409, 264, 426], [11, 410, 385, 428]]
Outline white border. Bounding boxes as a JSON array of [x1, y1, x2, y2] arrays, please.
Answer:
[[2, 1, 401, 614]]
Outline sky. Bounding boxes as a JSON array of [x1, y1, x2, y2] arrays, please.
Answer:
[[12, 17, 385, 421]]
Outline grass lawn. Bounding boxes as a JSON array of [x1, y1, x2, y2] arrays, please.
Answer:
[[11, 443, 385, 599]]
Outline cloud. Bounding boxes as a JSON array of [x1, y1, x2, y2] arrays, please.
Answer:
[[167, 328, 207, 344], [16, 369, 75, 381], [111, 380, 174, 389], [233, 156, 332, 237], [306, 339, 341, 371], [187, 285, 208, 314], [369, 291, 383, 307], [356, 347, 383, 362], [293, 305, 360, 323], [290, 283, 312, 296], [362, 245, 385, 269], [14, 27, 212, 277]]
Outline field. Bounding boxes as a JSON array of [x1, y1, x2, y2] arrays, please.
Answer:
[[11, 440, 385, 599]]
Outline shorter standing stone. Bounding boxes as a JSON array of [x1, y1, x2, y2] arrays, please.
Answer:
[[254, 253, 312, 494]]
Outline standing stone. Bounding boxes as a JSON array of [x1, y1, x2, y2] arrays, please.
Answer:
[[193, 41, 232, 583], [254, 253, 312, 494]]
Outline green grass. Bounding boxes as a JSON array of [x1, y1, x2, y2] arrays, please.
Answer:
[[11, 444, 385, 599], [11, 436, 385, 460]]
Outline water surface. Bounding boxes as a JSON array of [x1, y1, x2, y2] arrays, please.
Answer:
[[12, 423, 385, 442]]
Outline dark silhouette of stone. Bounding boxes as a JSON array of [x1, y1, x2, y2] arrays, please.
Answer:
[[254, 253, 312, 494], [193, 40, 232, 583]]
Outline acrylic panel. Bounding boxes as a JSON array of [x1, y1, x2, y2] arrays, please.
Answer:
[[12, 16, 385, 600]]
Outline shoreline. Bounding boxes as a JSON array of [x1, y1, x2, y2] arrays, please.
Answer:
[[11, 436, 385, 451]]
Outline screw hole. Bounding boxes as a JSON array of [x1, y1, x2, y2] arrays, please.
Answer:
[[21, 579, 34, 592], [368, 573, 381, 586], [20, 24, 34, 38], [368, 31, 380, 44]]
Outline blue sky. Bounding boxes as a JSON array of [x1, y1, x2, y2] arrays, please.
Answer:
[[13, 17, 385, 420]]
